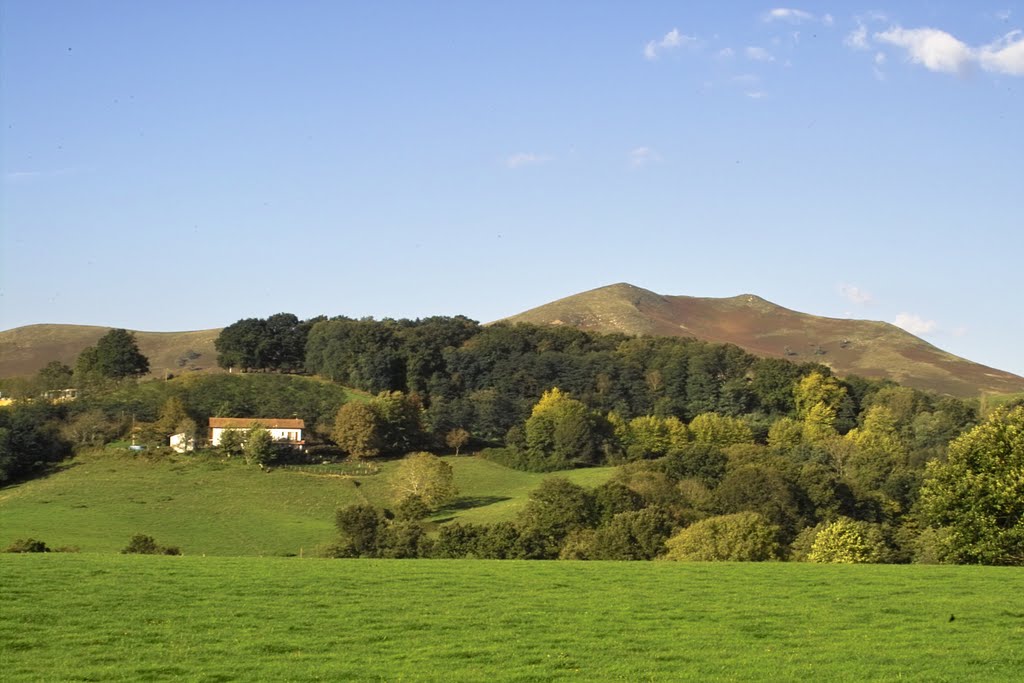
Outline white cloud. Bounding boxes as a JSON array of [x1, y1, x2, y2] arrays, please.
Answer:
[[874, 26, 1024, 77], [874, 51, 887, 65], [745, 90, 767, 99], [875, 27, 974, 74], [845, 24, 870, 50], [745, 46, 775, 62], [644, 28, 697, 60], [717, 47, 735, 58], [628, 146, 661, 168], [504, 153, 552, 169], [893, 313, 938, 336], [764, 8, 814, 23], [978, 30, 1024, 76], [995, 9, 1012, 22], [822, 14, 835, 27], [840, 284, 873, 305]]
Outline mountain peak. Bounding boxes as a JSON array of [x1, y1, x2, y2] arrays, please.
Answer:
[[503, 283, 1024, 398]]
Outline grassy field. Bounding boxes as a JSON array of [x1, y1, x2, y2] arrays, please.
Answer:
[[0, 450, 613, 556], [2, 555, 1021, 681]]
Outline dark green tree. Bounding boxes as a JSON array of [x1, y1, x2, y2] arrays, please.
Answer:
[[81, 329, 149, 380]]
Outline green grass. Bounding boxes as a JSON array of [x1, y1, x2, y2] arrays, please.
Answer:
[[0, 450, 613, 556], [2, 555, 1021, 681]]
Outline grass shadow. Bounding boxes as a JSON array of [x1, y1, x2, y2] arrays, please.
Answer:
[[431, 495, 511, 523]]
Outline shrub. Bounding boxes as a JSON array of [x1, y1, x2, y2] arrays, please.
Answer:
[[664, 512, 780, 562], [5, 538, 51, 553], [807, 518, 890, 564], [121, 534, 181, 555]]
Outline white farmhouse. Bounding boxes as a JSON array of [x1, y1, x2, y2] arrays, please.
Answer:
[[208, 417, 305, 451]]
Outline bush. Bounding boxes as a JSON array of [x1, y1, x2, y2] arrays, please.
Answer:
[[664, 512, 780, 562], [807, 518, 890, 564], [5, 538, 51, 553], [121, 534, 181, 555]]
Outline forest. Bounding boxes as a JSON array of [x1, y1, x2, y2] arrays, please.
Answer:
[[2, 313, 1021, 565]]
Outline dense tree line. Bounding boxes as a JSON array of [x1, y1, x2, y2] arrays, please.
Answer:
[[326, 403, 1018, 564], [5, 309, 1015, 564]]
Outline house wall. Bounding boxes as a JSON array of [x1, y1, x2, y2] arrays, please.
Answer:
[[210, 426, 303, 449]]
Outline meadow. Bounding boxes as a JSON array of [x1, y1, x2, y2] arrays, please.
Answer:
[[2, 555, 1022, 681], [0, 449, 613, 556]]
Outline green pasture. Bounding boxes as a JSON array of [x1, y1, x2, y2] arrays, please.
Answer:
[[0, 449, 613, 556], [2, 555, 1021, 681]]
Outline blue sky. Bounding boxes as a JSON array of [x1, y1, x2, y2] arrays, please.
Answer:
[[2, 1, 1023, 376]]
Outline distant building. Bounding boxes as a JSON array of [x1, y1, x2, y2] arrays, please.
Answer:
[[42, 388, 78, 402], [169, 433, 196, 453], [208, 417, 305, 451]]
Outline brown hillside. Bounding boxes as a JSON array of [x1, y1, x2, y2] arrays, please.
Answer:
[[0, 324, 222, 379], [503, 283, 1024, 398]]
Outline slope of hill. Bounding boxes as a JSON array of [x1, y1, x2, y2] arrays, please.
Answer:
[[503, 283, 1024, 398], [0, 324, 222, 379], [0, 450, 612, 555]]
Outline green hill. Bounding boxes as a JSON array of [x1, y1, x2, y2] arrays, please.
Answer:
[[0, 324, 223, 379], [503, 283, 1024, 398], [0, 449, 613, 556]]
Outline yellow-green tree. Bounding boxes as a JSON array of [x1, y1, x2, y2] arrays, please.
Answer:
[[332, 401, 382, 458], [919, 406, 1024, 565], [688, 412, 753, 447], [794, 372, 846, 442], [807, 517, 889, 563], [844, 405, 908, 490], [664, 512, 780, 561], [391, 452, 457, 509], [525, 388, 600, 469]]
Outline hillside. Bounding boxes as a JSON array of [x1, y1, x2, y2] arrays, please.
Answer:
[[503, 283, 1024, 398], [0, 450, 612, 556], [0, 324, 222, 379]]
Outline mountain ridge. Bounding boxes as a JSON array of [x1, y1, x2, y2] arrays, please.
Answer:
[[502, 283, 1024, 398], [2, 284, 1022, 398]]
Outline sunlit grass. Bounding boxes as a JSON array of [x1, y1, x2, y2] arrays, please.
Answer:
[[2, 555, 1021, 681], [0, 450, 613, 556]]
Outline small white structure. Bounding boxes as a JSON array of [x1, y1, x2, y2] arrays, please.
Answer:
[[169, 433, 196, 453], [208, 417, 305, 451]]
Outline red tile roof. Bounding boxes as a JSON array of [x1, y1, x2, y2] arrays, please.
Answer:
[[208, 417, 304, 429]]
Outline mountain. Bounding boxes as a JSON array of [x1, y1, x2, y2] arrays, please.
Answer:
[[502, 283, 1024, 398], [0, 324, 222, 379]]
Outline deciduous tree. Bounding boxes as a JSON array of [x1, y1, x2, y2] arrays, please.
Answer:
[[664, 511, 780, 561], [391, 452, 457, 509], [919, 406, 1024, 565]]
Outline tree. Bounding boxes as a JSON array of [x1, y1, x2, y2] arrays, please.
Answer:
[[244, 424, 275, 465], [588, 507, 675, 560], [332, 401, 382, 458], [664, 512, 780, 561], [62, 409, 113, 447], [518, 477, 597, 558], [524, 388, 601, 470], [688, 413, 753, 448], [218, 428, 245, 457], [391, 452, 457, 509], [373, 391, 426, 454], [92, 329, 150, 379], [156, 397, 189, 438], [35, 361, 74, 392], [806, 517, 889, 564], [445, 427, 470, 456], [919, 406, 1024, 565], [334, 504, 389, 557]]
